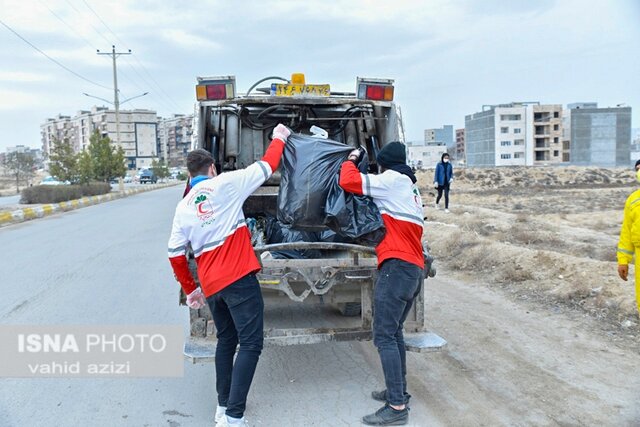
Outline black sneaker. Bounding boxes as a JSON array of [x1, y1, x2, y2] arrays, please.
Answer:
[[371, 390, 412, 405], [362, 404, 409, 426]]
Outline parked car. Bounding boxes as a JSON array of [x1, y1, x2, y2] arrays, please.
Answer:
[[139, 169, 157, 184], [40, 176, 67, 186]]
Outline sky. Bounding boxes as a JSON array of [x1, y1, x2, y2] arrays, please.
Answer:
[[0, 0, 639, 151]]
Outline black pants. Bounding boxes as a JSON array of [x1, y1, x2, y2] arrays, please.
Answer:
[[436, 183, 450, 209], [207, 273, 264, 419], [373, 259, 423, 406]]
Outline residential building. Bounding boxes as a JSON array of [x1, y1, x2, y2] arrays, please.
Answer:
[[455, 128, 465, 163], [0, 145, 44, 169], [158, 114, 193, 167], [406, 142, 448, 170], [565, 103, 631, 167], [4, 145, 44, 169], [424, 125, 454, 154], [41, 106, 159, 170], [532, 104, 563, 164], [465, 102, 535, 167], [632, 128, 640, 165]]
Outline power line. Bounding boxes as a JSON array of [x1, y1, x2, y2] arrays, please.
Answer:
[[121, 59, 178, 112], [63, 0, 113, 46], [129, 56, 183, 111], [38, 0, 160, 111], [51, 0, 176, 113], [38, 0, 98, 51], [79, 0, 183, 111], [0, 19, 112, 90], [81, 0, 129, 48]]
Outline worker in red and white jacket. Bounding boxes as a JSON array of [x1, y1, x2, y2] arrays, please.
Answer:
[[168, 123, 290, 427], [339, 141, 424, 426]]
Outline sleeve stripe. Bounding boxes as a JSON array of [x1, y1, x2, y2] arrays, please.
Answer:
[[379, 208, 424, 224], [168, 244, 186, 253], [364, 174, 371, 196], [617, 248, 634, 255], [257, 161, 270, 180], [192, 219, 246, 257]]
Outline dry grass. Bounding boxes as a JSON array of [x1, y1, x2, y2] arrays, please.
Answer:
[[423, 168, 639, 324]]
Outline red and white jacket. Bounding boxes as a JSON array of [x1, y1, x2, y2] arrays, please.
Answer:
[[168, 139, 285, 297], [339, 161, 424, 269]]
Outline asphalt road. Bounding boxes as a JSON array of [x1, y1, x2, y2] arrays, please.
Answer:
[[0, 194, 20, 206], [1, 186, 638, 427]]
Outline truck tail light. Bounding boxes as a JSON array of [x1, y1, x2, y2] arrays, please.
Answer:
[[196, 76, 236, 101], [356, 77, 395, 101]]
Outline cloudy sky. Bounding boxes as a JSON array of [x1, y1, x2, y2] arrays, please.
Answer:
[[1, 0, 638, 151]]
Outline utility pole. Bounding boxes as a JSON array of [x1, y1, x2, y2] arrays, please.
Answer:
[[97, 45, 131, 147]]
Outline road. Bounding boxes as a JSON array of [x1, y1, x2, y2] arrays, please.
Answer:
[[0, 194, 20, 206], [0, 186, 638, 426]]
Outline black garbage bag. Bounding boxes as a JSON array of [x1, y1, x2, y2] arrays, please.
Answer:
[[324, 152, 386, 246], [264, 216, 320, 259], [277, 134, 352, 231]]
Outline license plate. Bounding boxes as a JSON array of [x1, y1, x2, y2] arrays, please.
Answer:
[[271, 83, 331, 97]]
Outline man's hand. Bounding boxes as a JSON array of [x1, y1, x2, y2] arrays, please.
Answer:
[[618, 264, 629, 281], [272, 124, 291, 143], [433, 182, 439, 189], [186, 288, 207, 309], [348, 148, 364, 164]]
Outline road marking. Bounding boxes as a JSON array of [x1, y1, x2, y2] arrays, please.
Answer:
[[0, 212, 12, 224]]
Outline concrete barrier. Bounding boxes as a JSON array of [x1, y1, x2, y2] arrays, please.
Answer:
[[0, 182, 181, 227]]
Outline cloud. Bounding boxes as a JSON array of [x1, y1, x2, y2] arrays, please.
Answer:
[[0, 0, 638, 151], [0, 89, 43, 110], [0, 71, 52, 83], [160, 29, 223, 51]]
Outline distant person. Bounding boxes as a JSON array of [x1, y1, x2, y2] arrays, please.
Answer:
[[167, 124, 290, 427], [616, 159, 640, 314], [434, 153, 453, 212], [339, 142, 424, 426]]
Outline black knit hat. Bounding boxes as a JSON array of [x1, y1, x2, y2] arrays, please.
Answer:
[[377, 141, 406, 168], [635, 159, 640, 169]]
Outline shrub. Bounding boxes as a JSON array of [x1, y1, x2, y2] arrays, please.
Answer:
[[21, 182, 111, 204]]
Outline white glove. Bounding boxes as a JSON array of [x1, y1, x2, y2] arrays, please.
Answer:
[[433, 182, 439, 189], [186, 288, 206, 309], [348, 148, 363, 162], [272, 124, 291, 142]]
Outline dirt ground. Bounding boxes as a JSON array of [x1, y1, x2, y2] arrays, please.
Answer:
[[417, 273, 640, 426], [416, 166, 640, 346]]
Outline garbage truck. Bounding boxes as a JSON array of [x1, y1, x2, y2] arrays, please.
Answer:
[[182, 73, 445, 362]]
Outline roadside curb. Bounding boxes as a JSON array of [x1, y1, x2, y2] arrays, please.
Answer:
[[0, 182, 182, 227]]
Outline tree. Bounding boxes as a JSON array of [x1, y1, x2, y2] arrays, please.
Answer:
[[76, 150, 94, 185], [48, 138, 77, 183], [150, 159, 170, 182], [88, 131, 126, 182], [3, 151, 35, 192]]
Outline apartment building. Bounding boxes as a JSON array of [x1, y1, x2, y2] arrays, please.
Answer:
[[465, 103, 534, 167], [532, 104, 563, 164], [41, 106, 159, 170], [406, 143, 448, 169], [565, 102, 631, 167], [424, 125, 454, 154], [158, 114, 193, 167], [455, 128, 465, 162]]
